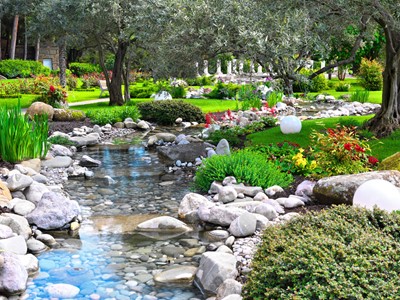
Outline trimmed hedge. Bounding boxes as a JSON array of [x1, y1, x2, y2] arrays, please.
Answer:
[[137, 100, 204, 125], [0, 60, 51, 78], [243, 205, 400, 299], [69, 62, 101, 77]]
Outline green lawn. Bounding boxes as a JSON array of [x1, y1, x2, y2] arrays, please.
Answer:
[[248, 115, 399, 161]]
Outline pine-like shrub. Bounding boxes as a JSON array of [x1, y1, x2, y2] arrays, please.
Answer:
[[137, 100, 204, 125], [194, 150, 293, 191], [244, 205, 400, 299]]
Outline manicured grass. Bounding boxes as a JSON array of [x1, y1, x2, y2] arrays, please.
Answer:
[[0, 95, 37, 108], [67, 88, 108, 103], [247, 115, 399, 161]]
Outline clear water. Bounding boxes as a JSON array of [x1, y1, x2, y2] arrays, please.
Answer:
[[27, 134, 205, 300]]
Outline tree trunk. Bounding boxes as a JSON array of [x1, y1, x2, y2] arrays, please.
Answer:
[[282, 77, 293, 96], [35, 36, 40, 61], [58, 39, 67, 88], [108, 41, 128, 106], [123, 58, 131, 102], [23, 17, 27, 60], [365, 30, 400, 137], [10, 15, 19, 59], [0, 20, 2, 60]]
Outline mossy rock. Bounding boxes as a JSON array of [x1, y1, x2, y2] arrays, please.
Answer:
[[379, 152, 400, 171], [53, 109, 86, 121]]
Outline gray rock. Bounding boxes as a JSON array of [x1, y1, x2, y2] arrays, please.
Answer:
[[11, 191, 25, 200], [216, 245, 233, 254], [0, 252, 28, 296], [231, 184, 263, 197], [50, 144, 73, 157], [265, 185, 285, 198], [253, 192, 269, 201], [124, 120, 137, 129], [161, 245, 185, 257], [225, 236, 235, 247], [221, 295, 242, 300], [222, 176, 237, 186], [147, 135, 158, 146], [0, 235, 27, 255], [218, 186, 238, 204], [137, 120, 150, 130], [70, 133, 100, 147], [42, 156, 73, 168], [198, 205, 247, 226], [254, 203, 278, 220], [263, 199, 285, 214], [14, 164, 36, 176], [114, 122, 125, 128], [26, 192, 81, 230], [253, 214, 271, 231], [216, 279, 242, 300], [27, 238, 48, 254], [209, 181, 223, 194], [156, 133, 176, 143], [195, 252, 238, 294], [216, 139, 230, 155], [154, 91, 173, 100], [207, 149, 217, 157], [154, 266, 197, 283], [313, 171, 400, 205], [178, 193, 214, 222], [229, 212, 257, 237], [12, 199, 36, 216], [0, 213, 32, 240], [31, 174, 48, 184], [17, 253, 39, 275], [158, 143, 209, 163], [36, 234, 57, 247], [23, 182, 49, 205], [205, 230, 230, 241], [46, 283, 80, 299], [79, 155, 101, 167], [6, 174, 33, 192], [179, 239, 200, 248], [296, 180, 316, 198], [136, 216, 191, 232]]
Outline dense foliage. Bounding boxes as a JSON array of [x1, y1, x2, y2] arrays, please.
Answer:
[[137, 100, 204, 125], [0, 60, 51, 79], [357, 58, 383, 91], [0, 104, 49, 163], [194, 150, 293, 192], [86, 106, 140, 126], [244, 205, 400, 299], [68, 63, 101, 77]]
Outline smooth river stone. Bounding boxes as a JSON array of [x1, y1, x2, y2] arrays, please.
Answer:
[[153, 266, 197, 283]]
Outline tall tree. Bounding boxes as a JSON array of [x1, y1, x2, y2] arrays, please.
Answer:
[[9, 14, 18, 59]]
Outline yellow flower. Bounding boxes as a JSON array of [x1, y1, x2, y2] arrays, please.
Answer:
[[309, 160, 317, 169]]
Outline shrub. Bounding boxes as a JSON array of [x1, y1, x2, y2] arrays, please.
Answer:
[[169, 86, 186, 98], [238, 84, 262, 110], [0, 104, 49, 163], [204, 82, 240, 99], [266, 91, 283, 108], [244, 205, 400, 299], [351, 89, 370, 103], [81, 73, 102, 89], [66, 74, 79, 90], [0, 59, 51, 78], [69, 62, 101, 77], [48, 135, 76, 146], [130, 85, 158, 98], [335, 82, 351, 92], [293, 70, 327, 93], [357, 58, 383, 91], [34, 84, 68, 107], [194, 150, 293, 192], [86, 106, 140, 126], [309, 73, 328, 92], [137, 100, 204, 125], [311, 125, 378, 177], [186, 75, 213, 86]]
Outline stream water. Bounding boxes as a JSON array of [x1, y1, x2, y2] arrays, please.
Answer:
[[26, 133, 206, 300]]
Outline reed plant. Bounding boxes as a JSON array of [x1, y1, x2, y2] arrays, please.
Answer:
[[0, 103, 49, 163]]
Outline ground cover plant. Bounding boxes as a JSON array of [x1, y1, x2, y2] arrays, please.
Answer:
[[85, 106, 140, 125], [0, 104, 49, 163], [243, 205, 400, 299], [194, 149, 293, 192]]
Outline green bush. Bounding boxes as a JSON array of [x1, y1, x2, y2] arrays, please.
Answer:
[[293, 70, 327, 93], [204, 82, 240, 99], [169, 86, 186, 98], [86, 106, 140, 126], [137, 100, 204, 125], [186, 75, 213, 86], [357, 58, 383, 91], [69, 62, 101, 77], [194, 150, 293, 192], [0, 60, 51, 78], [309, 73, 328, 92], [335, 82, 351, 92], [244, 205, 400, 299], [130, 85, 158, 98], [0, 104, 49, 163], [48, 135, 76, 146]]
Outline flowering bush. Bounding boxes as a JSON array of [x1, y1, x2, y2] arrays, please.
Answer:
[[32, 76, 68, 107], [311, 125, 378, 177], [291, 148, 318, 177]]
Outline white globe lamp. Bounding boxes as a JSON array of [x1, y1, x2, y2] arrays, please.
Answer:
[[353, 179, 400, 212], [280, 116, 302, 134]]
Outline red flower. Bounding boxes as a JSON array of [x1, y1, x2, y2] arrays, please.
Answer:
[[368, 156, 379, 165], [354, 144, 365, 152], [49, 85, 56, 93], [205, 113, 212, 128], [344, 143, 352, 151]]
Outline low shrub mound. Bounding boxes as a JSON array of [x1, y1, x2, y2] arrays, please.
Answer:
[[137, 100, 204, 125], [243, 205, 400, 299], [86, 106, 140, 126], [69, 62, 101, 77], [0, 59, 51, 78], [194, 150, 293, 191]]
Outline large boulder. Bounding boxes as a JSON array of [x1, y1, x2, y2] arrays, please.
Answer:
[[42, 156, 73, 168], [0, 252, 28, 296], [154, 91, 172, 100], [6, 173, 33, 192], [0, 213, 32, 240], [198, 205, 247, 226], [229, 212, 257, 237], [136, 216, 191, 232], [26, 192, 81, 230], [23, 181, 50, 204], [158, 143, 209, 162], [195, 252, 238, 295], [0, 235, 27, 254], [26, 102, 54, 120], [216, 279, 243, 300], [379, 152, 400, 171], [50, 144, 73, 157], [69, 133, 100, 147], [178, 193, 214, 222], [313, 171, 400, 205], [155, 133, 176, 143], [53, 109, 86, 121]]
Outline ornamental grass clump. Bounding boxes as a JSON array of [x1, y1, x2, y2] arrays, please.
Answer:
[[243, 205, 400, 299], [0, 104, 49, 163], [194, 150, 293, 192]]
